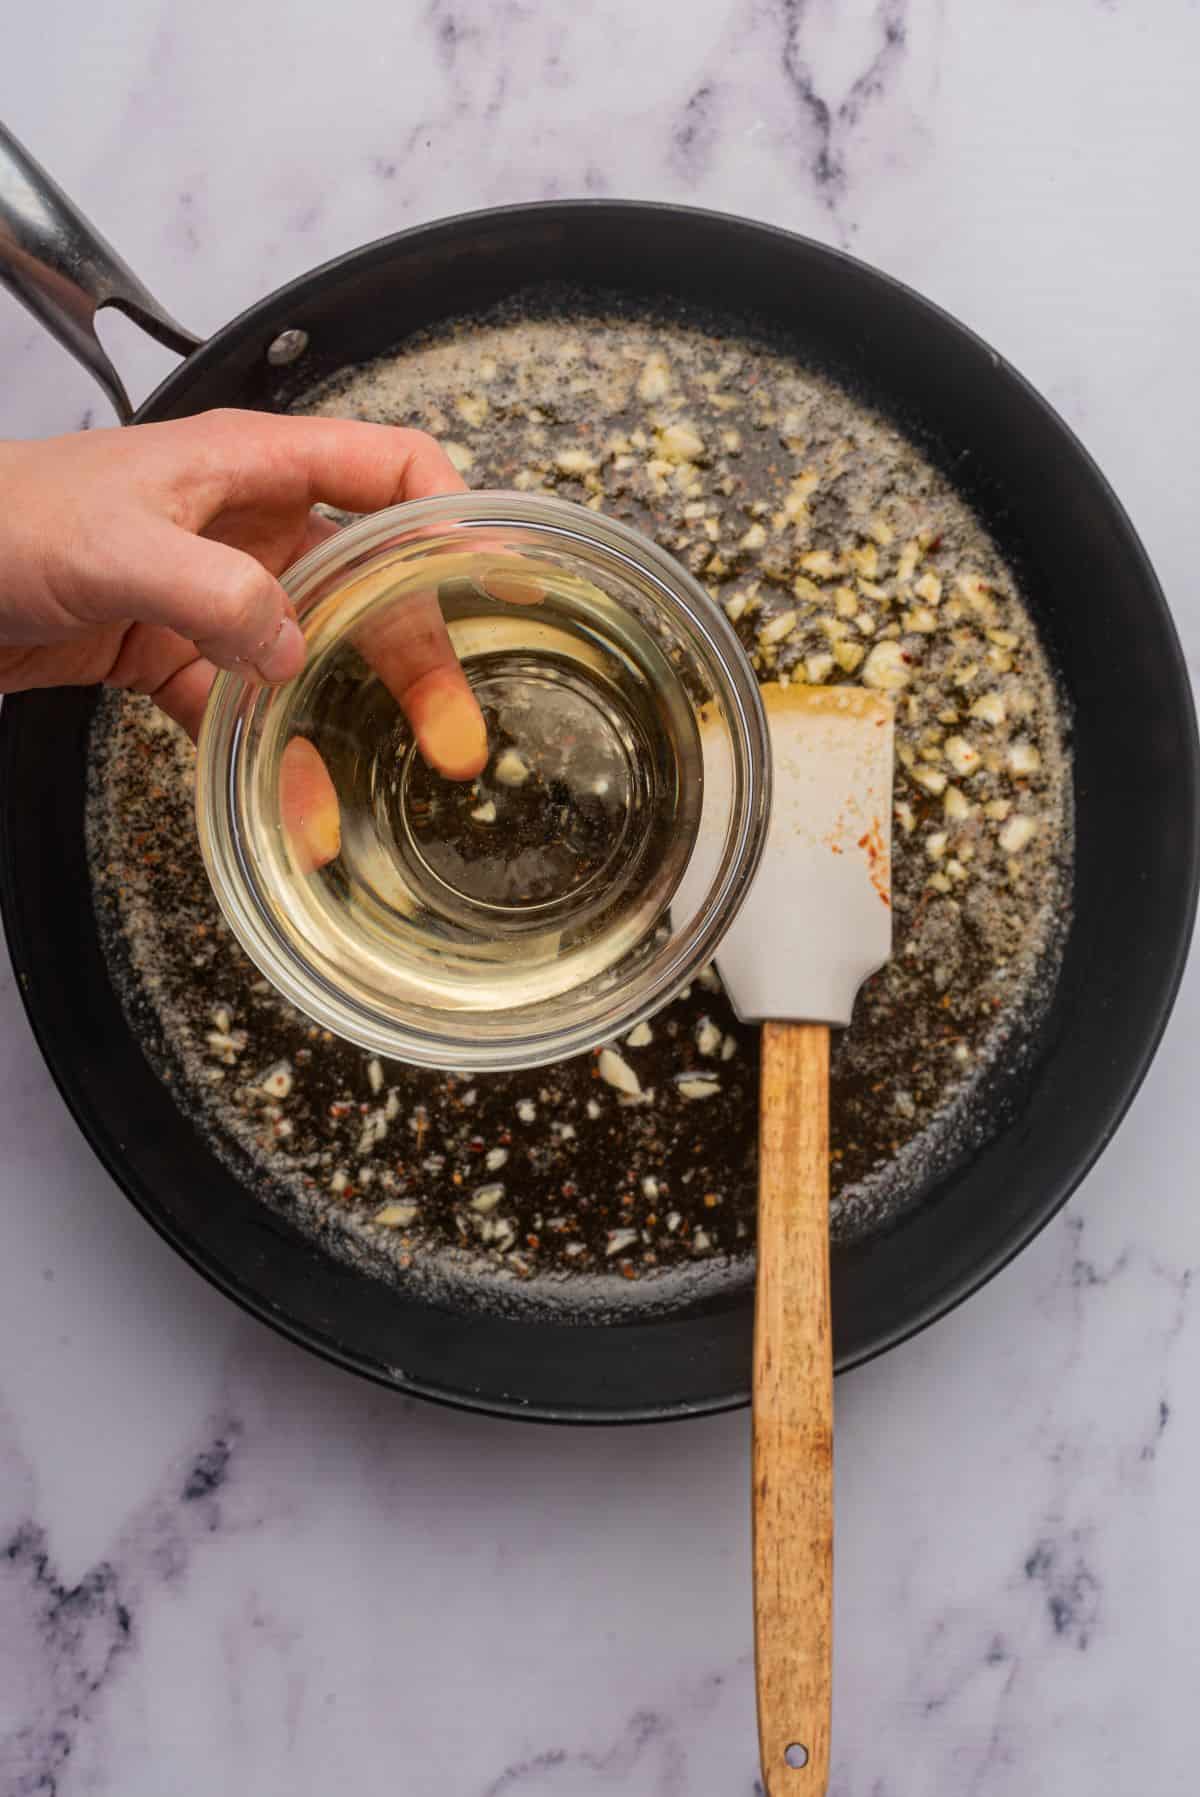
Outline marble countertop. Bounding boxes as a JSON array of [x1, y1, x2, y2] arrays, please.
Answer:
[[2, 3, 1198, 1792]]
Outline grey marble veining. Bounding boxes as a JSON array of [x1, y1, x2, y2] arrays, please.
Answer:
[[2, 2, 1199, 1792]]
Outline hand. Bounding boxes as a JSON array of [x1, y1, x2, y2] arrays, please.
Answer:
[[0, 408, 494, 872], [0, 408, 487, 763]]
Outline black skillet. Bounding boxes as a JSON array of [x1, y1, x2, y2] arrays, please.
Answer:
[[1, 124, 1196, 1422]]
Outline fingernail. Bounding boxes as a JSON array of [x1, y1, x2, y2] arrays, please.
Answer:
[[419, 688, 488, 780], [256, 618, 306, 684]]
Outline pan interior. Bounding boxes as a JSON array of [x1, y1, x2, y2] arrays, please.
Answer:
[[84, 289, 1073, 1326]]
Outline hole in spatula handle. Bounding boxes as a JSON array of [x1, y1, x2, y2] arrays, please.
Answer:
[[784, 1743, 810, 1771]]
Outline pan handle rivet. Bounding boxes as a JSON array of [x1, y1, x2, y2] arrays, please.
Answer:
[[784, 1744, 809, 1770], [267, 328, 309, 366]]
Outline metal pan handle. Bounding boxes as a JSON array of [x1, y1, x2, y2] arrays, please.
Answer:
[[0, 121, 202, 423]]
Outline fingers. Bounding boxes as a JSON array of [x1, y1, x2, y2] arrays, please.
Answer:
[[151, 656, 216, 742], [477, 569, 546, 606], [186, 536, 306, 680], [101, 517, 306, 682], [121, 405, 507, 798], [278, 737, 342, 872], [146, 651, 342, 875], [350, 562, 548, 780], [98, 417, 521, 710], [155, 675, 341, 874], [143, 649, 342, 875], [98, 618, 215, 740], [355, 589, 488, 781], [405, 670, 489, 781], [174, 413, 469, 528]]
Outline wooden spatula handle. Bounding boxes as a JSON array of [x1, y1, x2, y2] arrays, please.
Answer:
[[754, 1019, 833, 1796]]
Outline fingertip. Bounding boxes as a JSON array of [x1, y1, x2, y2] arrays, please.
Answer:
[[279, 736, 342, 872], [396, 429, 470, 501], [409, 675, 488, 781], [256, 617, 306, 684], [190, 547, 295, 679], [478, 570, 546, 607]]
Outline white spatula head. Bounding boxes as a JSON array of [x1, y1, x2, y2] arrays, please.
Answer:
[[677, 683, 894, 1028]]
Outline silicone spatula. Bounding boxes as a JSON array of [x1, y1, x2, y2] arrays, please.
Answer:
[[680, 682, 894, 1794]]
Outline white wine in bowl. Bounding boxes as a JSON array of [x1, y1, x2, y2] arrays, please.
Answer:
[[197, 494, 770, 1071]]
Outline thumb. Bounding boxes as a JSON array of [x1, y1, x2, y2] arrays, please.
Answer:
[[92, 516, 305, 682]]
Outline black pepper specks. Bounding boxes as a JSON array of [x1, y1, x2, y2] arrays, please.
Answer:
[[87, 299, 1071, 1296]]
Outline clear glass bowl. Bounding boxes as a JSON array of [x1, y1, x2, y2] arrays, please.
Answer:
[[196, 492, 770, 1071]]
